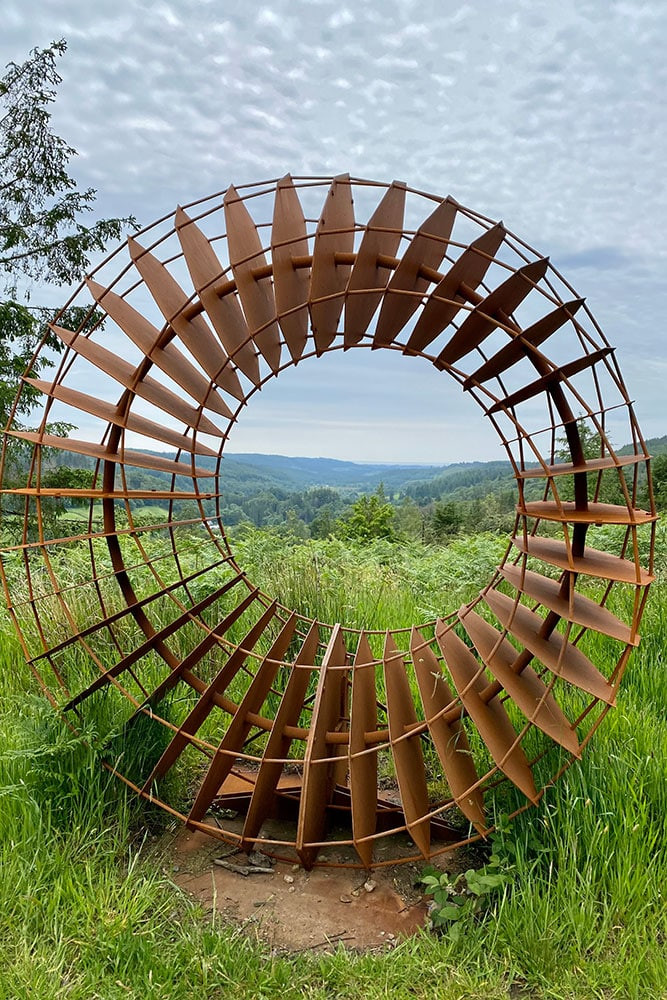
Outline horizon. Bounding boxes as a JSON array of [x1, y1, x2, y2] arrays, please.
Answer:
[[223, 452, 506, 468], [3, 4, 666, 461]]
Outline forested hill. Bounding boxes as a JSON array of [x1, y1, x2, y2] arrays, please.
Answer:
[[191, 432, 667, 492], [619, 435, 667, 457], [219, 453, 510, 494], [25, 434, 666, 541], [15, 438, 664, 539]]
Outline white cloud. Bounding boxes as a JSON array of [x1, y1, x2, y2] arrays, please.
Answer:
[[328, 9, 355, 29], [2, 0, 666, 459]]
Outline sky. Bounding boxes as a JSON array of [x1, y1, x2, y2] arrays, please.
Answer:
[[2, 0, 666, 464]]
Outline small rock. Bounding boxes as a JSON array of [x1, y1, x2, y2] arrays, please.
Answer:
[[291, 864, 300, 872], [363, 880, 376, 893], [172, 865, 180, 873], [386, 933, 395, 940], [351, 888, 361, 897], [288, 886, 296, 894], [339, 894, 352, 904], [283, 874, 294, 884]]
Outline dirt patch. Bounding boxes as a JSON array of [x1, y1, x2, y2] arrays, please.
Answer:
[[156, 815, 473, 954]]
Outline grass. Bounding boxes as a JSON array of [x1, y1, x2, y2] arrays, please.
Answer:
[[0, 526, 666, 998]]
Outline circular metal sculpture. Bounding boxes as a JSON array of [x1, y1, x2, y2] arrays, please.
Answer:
[[0, 176, 656, 869]]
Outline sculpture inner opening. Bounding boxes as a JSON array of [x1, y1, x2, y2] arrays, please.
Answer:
[[0, 175, 656, 869]]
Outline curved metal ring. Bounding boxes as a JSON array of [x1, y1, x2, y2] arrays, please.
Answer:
[[0, 175, 656, 868]]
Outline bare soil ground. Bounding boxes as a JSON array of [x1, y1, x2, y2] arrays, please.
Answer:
[[156, 811, 473, 954]]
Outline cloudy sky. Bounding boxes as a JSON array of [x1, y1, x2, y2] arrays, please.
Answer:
[[3, 1, 666, 463]]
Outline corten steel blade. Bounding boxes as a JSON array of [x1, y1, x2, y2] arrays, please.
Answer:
[[0, 176, 655, 870]]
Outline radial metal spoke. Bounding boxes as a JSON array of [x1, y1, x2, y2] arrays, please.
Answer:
[[0, 175, 654, 869]]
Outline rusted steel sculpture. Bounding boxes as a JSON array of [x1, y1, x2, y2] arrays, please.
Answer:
[[0, 176, 656, 869]]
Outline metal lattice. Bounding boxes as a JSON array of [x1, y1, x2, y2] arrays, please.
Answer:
[[0, 176, 656, 868]]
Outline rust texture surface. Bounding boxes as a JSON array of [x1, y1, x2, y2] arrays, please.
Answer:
[[0, 176, 656, 869]]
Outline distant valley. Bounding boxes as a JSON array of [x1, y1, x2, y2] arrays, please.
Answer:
[[216, 452, 512, 496]]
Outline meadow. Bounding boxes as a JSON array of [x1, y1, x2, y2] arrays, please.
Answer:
[[0, 524, 665, 999]]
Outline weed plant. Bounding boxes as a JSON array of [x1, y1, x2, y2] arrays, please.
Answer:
[[0, 526, 665, 998]]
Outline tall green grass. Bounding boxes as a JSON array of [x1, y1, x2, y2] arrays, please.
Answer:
[[231, 526, 508, 628], [0, 527, 666, 998]]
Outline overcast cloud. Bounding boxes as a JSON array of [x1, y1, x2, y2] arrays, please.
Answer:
[[3, 1, 666, 462]]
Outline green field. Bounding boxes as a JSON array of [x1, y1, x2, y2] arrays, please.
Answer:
[[0, 526, 665, 999]]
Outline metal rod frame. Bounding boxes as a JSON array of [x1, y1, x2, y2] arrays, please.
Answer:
[[0, 175, 656, 869]]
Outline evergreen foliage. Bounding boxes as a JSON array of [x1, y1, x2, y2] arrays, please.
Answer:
[[0, 39, 135, 426]]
